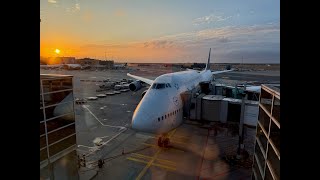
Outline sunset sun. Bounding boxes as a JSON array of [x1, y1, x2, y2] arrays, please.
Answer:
[[55, 49, 60, 54]]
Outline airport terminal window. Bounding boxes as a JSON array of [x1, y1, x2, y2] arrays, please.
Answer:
[[260, 89, 273, 113], [269, 120, 280, 153], [41, 78, 73, 93], [44, 102, 74, 120], [264, 165, 273, 180], [40, 148, 48, 162], [40, 122, 45, 136], [40, 109, 45, 121], [267, 145, 280, 179], [49, 134, 76, 157], [43, 91, 73, 107], [40, 136, 47, 149], [272, 97, 280, 123], [253, 156, 263, 180], [46, 114, 75, 132], [257, 123, 268, 153], [47, 124, 76, 145], [255, 141, 265, 170], [258, 107, 270, 132]]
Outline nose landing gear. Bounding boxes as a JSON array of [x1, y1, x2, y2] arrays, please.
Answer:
[[157, 135, 170, 148]]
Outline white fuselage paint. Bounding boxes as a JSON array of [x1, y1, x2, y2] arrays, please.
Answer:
[[131, 70, 213, 134]]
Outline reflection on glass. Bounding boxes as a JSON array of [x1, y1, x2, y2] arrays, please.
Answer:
[[40, 122, 45, 135], [255, 141, 265, 170], [253, 156, 263, 180], [260, 89, 273, 113], [44, 102, 74, 120], [47, 124, 76, 145], [46, 114, 75, 132], [269, 120, 280, 153], [44, 91, 73, 107], [272, 97, 280, 123], [40, 148, 48, 162], [40, 136, 47, 149], [42, 78, 73, 93], [257, 124, 268, 152], [267, 145, 280, 179], [258, 107, 270, 131], [49, 135, 76, 157]]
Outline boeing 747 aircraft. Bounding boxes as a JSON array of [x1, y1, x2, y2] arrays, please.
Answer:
[[127, 48, 233, 147]]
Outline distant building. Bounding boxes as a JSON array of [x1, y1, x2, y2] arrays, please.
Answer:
[[77, 58, 99, 66], [99, 60, 114, 69], [77, 58, 114, 69], [60, 57, 76, 64], [252, 84, 280, 180], [40, 74, 79, 180]]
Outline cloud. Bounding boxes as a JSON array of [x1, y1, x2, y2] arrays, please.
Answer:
[[193, 14, 232, 25], [78, 23, 279, 63], [66, 1, 80, 13], [48, 0, 57, 3]]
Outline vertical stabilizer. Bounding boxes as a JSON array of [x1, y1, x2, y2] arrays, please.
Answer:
[[205, 48, 211, 70]]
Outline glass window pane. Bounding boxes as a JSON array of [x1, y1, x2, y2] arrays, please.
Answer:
[[267, 145, 280, 179], [270, 120, 280, 153], [272, 97, 280, 123], [44, 91, 73, 107], [260, 89, 273, 113], [265, 165, 273, 180], [253, 156, 263, 180], [40, 122, 45, 136], [48, 124, 76, 145], [40, 135, 47, 149], [40, 109, 45, 122], [44, 102, 74, 120], [40, 148, 48, 162], [42, 78, 73, 93], [255, 141, 265, 171], [46, 113, 75, 132], [257, 124, 268, 153], [258, 107, 270, 132], [49, 134, 76, 157]]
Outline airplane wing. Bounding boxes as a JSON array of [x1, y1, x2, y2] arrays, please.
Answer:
[[127, 73, 154, 85], [211, 69, 233, 75]]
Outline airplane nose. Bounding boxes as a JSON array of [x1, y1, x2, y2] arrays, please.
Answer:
[[131, 106, 156, 133]]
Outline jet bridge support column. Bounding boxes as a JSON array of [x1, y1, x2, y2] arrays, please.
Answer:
[[236, 86, 247, 160]]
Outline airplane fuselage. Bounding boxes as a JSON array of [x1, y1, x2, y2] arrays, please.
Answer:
[[131, 69, 213, 134]]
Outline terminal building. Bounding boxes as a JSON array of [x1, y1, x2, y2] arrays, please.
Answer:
[[40, 74, 79, 180], [252, 84, 280, 180]]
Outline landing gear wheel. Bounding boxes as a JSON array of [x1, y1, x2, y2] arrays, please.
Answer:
[[158, 137, 163, 147], [163, 138, 170, 148]]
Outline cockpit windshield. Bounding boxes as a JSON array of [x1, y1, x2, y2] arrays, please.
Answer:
[[151, 83, 171, 89]]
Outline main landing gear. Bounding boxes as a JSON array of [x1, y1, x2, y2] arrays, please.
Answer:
[[157, 134, 170, 148]]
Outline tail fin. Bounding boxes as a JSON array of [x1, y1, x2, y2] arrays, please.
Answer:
[[205, 48, 211, 70]]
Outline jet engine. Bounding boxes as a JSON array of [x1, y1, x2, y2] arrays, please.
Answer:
[[129, 80, 142, 92], [141, 90, 148, 98]]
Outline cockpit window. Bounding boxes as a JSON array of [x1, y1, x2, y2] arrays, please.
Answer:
[[151, 83, 166, 89]]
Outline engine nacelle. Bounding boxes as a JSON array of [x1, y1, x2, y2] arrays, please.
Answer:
[[141, 90, 148, 98], [129, 80, 142, 92]]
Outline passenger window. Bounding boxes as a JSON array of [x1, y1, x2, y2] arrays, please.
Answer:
[[165, 84, 168, 88], [158, 117, 160, 122], [168, 84, 171, 88], [162, 116, 163, 120], [165, 115, 166, 119]]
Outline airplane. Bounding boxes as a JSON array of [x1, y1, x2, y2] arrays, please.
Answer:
[[127, 48, 233, 147]]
